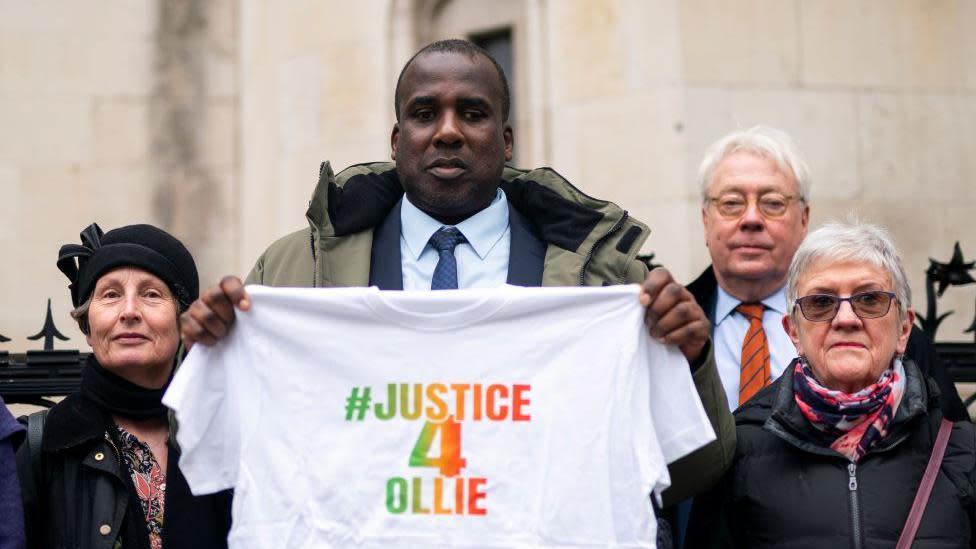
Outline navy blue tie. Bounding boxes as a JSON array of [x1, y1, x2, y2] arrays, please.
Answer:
[[429, 227, 466, 290]]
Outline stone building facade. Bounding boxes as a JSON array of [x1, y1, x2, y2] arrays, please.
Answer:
[[1, 0, 974, 350]]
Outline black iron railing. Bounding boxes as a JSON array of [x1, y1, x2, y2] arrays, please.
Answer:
[[921, 243, 976, 407], [3, 245, 976, 408], [1, 300, 86, 406], [0, 351, 87, 407], [919, 243, 976, 342]]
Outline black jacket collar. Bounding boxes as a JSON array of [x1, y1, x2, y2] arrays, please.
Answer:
[[42, 391, 113, 452], [687, 265, 718, 309], [326, 166, 602, 254]]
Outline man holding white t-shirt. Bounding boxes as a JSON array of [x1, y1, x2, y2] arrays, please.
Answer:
[[180, 39, 734, 515], [166, 284, 717, 547]]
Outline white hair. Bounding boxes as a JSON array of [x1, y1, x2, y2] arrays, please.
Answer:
[[697, 125, 811, 203], [786, 220, 912, 318]]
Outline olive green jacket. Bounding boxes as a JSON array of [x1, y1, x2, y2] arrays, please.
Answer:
[[245, 161, 734, 504]]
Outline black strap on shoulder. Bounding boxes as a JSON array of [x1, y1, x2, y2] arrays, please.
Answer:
[[22, 410, 49, 503]]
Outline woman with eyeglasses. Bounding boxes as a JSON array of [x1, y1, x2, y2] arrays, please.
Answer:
[[686, 221, 975, 549]]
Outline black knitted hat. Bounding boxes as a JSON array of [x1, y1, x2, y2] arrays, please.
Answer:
[[57, 223, 199, 309]]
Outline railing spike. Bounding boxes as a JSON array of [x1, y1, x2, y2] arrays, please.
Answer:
[[26, 299, 70, 351]]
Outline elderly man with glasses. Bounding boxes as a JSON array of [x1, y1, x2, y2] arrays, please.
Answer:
[[687, 126, 812, 411], [686, 125, 965, 418]]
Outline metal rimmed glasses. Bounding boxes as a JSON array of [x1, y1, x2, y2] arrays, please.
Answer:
[[706, 192, 802, 219]]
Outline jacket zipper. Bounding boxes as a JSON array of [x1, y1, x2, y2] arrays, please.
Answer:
[[848, 462, 863, 549], [103, 433, 124, 469], [578, 212, 628, 286]]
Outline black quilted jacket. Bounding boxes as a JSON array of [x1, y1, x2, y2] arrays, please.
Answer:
[[686, 359, 976, 549]]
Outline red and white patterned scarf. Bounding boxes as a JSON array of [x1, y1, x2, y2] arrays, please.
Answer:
[[793, 357, 905, 463]]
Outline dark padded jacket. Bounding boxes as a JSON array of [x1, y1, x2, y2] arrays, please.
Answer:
[[686, 359, 976, 549], [16, 392, 231, 549], [686, 266, 969, 421]]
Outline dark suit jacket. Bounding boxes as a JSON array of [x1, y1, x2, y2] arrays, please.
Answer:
[[367, 199, 546, 290], [687, 266, 969, 422]]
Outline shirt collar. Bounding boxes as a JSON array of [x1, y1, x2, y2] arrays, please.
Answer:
[[400, 188, 509, 261], [715, 283, 788, 325]]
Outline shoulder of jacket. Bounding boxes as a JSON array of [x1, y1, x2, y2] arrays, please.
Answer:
[[503, 166, 653, 278], [936, 419, 976, 503], [247, 228, 316, 285], [263, 227, 313, 256], [734, 383, 777, 425], [730, 388, 781, 455], [334, 161, 397, 185], [946, 419, 976, 453], [502, 165, 608, 206]]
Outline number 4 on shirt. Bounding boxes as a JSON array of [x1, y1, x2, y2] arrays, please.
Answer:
[[409, 417, 466, 477]]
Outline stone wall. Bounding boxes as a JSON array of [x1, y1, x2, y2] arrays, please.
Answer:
[[237, 0, 393, 269], [676, 0, 976, 338], [1, 0, 974, 352], [0, 0, 238, 346]]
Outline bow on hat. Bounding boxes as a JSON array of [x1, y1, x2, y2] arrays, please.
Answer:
[[57, 223, 105, 305]]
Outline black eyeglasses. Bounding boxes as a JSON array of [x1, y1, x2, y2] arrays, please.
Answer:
[[794, 291, 897, 322]]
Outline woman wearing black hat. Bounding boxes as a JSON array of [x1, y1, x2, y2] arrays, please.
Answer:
[[17, 223, 231, 549]]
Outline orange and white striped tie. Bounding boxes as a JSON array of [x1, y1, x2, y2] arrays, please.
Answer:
[[737, 303, 770, 405]]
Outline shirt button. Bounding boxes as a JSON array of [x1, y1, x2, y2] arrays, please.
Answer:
[[161, 483, 166, 491], [99, 524, 112, 536], [94, 452, 104, 461]]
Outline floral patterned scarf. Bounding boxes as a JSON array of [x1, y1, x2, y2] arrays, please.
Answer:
[[116, 425, 166, 549], [793, 357, 906, 463]]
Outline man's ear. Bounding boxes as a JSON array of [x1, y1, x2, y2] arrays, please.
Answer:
[[391, 123, 400, 161], [701, 206, 710, 247], [503, 124, 514, 162]]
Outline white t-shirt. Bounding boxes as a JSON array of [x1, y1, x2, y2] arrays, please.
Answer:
[[164, 285, 715, 549]]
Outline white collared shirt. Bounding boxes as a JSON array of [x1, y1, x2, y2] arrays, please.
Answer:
[[400, 188, 511, 290], [713, 285, 797, 410]]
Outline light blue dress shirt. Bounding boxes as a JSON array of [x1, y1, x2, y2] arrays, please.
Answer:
[[713, 285, 797, 411], [400, 189, 511, 290]]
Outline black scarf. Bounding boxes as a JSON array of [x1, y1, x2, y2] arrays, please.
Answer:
[[79, 355, 170, 420]]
